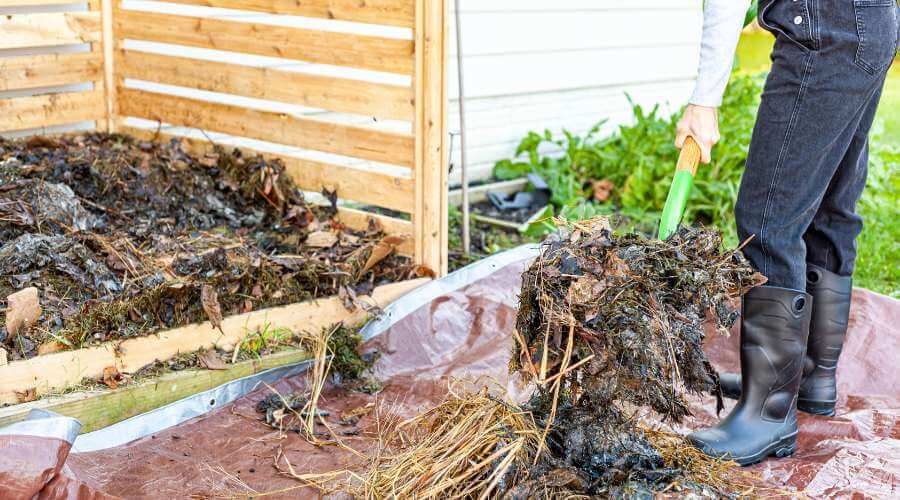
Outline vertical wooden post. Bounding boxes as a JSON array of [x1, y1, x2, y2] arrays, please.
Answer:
[[414, 0, 449, 275], [100, 0, 116, 132]]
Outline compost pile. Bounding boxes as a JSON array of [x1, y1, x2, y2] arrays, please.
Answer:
[[0, 134, 414, 361], [360, 218, 765, 498]]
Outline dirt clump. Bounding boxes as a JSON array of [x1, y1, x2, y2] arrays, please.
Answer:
[[0, 133, 414, 360]]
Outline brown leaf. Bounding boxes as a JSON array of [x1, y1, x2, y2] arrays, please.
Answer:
[[251, 284, 263, 298], [360, 235, 407, 276], [102, 366, 120, 389], [201, 285, 224, 332], [305, 231, 338, 248], [5, 287, 41, 339], [414, 265, 437, 279], [198, 349, 227, 370], [592, 179, 615, 203], [199, 154, 219, 167], [37, 341, 65, 355], [15, 388, 36, 403]]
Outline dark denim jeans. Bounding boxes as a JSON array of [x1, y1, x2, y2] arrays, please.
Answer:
[[736, 0, 899, 290]]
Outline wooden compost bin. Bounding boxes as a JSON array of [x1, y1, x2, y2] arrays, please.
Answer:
[[0, 0, 447, 430]]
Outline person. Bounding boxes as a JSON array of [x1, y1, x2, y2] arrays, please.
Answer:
[[675, 0, 898, 466]]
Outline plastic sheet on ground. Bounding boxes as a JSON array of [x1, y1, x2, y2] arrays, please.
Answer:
[[0, 246, 897, 498]]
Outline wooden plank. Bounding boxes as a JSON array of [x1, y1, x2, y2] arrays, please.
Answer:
[[118, 88, 415, 168], [121, 125, 415, 213], [0, 12, 101, 50], [0, 0, 86, 5], [0, 52, 102, 92], [167, 0, 415, 28], [413, 0, 449, 275], [0, 279, 428, 405], [0, 350, 312, 434], [100, 0, 116, 131], [119, 50, 414, 122], [0, 90, 104, 133], [115, 9, 414, 75]]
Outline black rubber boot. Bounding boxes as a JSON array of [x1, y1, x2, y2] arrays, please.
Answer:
[[688, 285, 812, 466], [716, 265, 852, 417]]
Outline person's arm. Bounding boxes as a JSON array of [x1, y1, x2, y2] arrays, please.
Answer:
[[676, 0, 750, 163]]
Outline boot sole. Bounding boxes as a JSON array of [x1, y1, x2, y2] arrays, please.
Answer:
[[725, 432, 798, 467], [798, 399, 837, 417]]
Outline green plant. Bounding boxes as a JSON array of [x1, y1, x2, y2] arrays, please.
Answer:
[[493, 74, 763, 245]]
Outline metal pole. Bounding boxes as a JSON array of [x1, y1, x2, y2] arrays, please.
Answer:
[[454, 0, 471, 256]]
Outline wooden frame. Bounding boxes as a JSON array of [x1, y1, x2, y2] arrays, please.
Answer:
[[0, 0, 447, 427]]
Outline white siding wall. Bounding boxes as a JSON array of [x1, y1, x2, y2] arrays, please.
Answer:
[[448, 0, 703, 183]]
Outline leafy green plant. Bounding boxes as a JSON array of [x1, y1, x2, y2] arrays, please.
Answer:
[[492, 74, 763, 244]]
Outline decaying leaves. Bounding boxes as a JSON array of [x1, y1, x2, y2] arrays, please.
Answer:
[[102, 366, 121, 389], [5, 287, 41, 339], [360, 235, 407, 277], [305, 231, 339, 248], [15, 388, 36, 403], [201, 285, 224, 333], [198, 349, 227, 370]]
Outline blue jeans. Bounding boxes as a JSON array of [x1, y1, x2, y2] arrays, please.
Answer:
[[736, 0, 899, 290]]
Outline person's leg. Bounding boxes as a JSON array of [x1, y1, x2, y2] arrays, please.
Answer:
[[691, 0, 897, 464]]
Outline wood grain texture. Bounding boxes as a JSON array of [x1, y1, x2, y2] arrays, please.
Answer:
[[118, 88, 415, 167], [119, 50, 414, 122], [116, 9, 414, 74], [0, 350, 313, 433], [100, 0, 116, 131], [0, 279, 428, 405], [413, 0, 449, 275], [0, 90, 104, 132], [0, 12, 101, 50], [165, 0, 415, 28], [0, 52, 102, 92]]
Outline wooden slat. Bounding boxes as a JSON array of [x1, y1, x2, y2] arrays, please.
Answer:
[[122, 125, 416, 213], [0, 0, 85, 5], [0, 52, 102, 92], [413, 0, 449, 275], [0, 12, 101, 50], [100, 0, 116, 131], [0, 279, 429, 405], [0, 90, 105, 132], [118, 88, 415, 168], [0, 349, 313, 434], [115, 9, 414, 75], [167, 0, 415, 28], [119, 50, 414, 122]]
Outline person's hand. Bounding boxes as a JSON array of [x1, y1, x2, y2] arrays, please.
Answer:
[[675, 104, 720, 164]]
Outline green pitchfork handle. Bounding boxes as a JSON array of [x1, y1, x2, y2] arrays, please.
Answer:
[[658, 136, 702, 240]]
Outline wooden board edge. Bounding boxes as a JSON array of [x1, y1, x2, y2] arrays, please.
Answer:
[[0, 349, 312, 433]]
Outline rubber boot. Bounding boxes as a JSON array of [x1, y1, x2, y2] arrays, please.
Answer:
[[688, 285, 812, 466], [717, 265, 852, 417]]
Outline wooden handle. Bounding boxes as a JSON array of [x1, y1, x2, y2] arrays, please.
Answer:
[[677, 136, 702, 175]]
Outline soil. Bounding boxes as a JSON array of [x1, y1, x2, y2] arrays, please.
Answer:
[[0, 133, 416, 361]]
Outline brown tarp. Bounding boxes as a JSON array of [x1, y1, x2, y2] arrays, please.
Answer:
[[2, 257, 898, 498]]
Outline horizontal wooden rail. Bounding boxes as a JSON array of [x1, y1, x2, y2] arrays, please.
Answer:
[[0, 90, 105, 132], [0, 53, 103, 92], [119, 50, 414, 122], [0, 12, 101, 50], [0, 279, 428, 405], [118, 88, 415, 167], [116, 9, 414, 74], [121, 125, 416, 213], [168, 0, 416, 28]]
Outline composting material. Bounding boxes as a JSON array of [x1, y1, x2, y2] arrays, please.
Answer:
[[364, 218, 766, 498], [0, 134, 414, 361]]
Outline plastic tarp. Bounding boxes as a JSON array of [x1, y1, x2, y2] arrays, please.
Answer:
[[0, 245, 897, 498]]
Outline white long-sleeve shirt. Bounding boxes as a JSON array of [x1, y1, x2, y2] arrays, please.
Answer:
[[689, 0, 752, 107]]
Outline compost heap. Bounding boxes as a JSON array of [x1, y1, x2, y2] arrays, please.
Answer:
[[362, 218, 766, 498], [0, 134, 415, 363]]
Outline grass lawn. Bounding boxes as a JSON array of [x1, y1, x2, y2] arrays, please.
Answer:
[[736, 32, 899, 297]]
